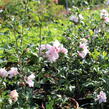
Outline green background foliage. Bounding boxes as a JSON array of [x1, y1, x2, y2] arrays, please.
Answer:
[[0, 0, 109, 108]]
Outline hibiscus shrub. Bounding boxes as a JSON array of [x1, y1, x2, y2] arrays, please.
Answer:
[[0, 0, 109, 109]]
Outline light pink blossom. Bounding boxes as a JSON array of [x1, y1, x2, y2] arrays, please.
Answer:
[[0, 68, 8, 77], [59, 46, 68, 54], [8, 67, 19, 78], [39, 44, 52, 56], [27, 74, 35, 80], [9, 90, 19, 102], [52, 40, 68, 54], [46, 46, 59, 62], [79, 43, 87, 49], [78, 50, 89, 58], [52, 40, 61, 53], [26, 74, 35, 87], [78, 41, 89, 58], [39, 40, 68, 62], [96, 91, 107, 104], [104, 17, 109, 23], [26, 79, 34, 87], [70, 15, 79, 23]]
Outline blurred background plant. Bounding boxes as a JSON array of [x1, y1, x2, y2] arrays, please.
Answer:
[[0, 0, 109, 109]]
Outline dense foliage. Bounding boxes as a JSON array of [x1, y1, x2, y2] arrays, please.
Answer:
[[58, 0, 104, 7], [0, 0, 109, 109]]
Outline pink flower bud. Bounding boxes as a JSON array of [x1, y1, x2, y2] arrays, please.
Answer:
[[78, 39, 89, 58], [96, 91, 107, 104], [8, 67, 19, 78], [26, 74, 35, 87], [26, 79, 34, 87], [9, 90, 19, 102], [0, 68, 8, 77]]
